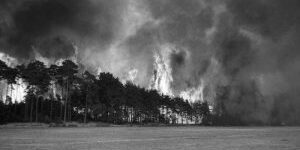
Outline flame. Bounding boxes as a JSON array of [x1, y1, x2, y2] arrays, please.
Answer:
[[0, 53, 26, 103], [0, 52, 18, 67], [149, 46, 174, 96], [11, 79, 27, 103], [179, 79, 205, 102], [1, 78, 27, 103], [96, 66, 102, 76], [148, 46, 210, 103], [128, 68, 138, 83]]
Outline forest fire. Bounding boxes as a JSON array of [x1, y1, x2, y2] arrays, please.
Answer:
[[149, 47, 174, 96], [149, 47, 206, 103], [179, 83, 205, 103], [0, 0, 299, 126], [1, 1, 300, 150]]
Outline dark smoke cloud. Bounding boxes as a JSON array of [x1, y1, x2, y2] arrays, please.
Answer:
[[170, 50, 186, 69], [36, 36, 74, 59], [213, 17, 253, 77], [211, 0, 300, 124], [0, 0, 123, 61], [227, 0, 300, 39], [139, 0, 300, 124]]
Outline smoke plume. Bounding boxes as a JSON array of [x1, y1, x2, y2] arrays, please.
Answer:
[[0, 0, 299, 124]]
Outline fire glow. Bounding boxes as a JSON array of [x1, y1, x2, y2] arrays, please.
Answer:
[[149, 47, 174, 96]]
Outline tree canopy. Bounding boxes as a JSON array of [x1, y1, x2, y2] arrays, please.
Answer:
[[0, 59, 213, 125]]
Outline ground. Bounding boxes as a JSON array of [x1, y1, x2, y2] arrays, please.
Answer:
[[0, 126, 299, 150]]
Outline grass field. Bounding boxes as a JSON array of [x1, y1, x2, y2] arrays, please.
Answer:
[[0, 126, 299, 150]]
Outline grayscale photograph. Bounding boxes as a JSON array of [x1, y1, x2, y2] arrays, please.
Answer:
[[0, 0, 299, 149]]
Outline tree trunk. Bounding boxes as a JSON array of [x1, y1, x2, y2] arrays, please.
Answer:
[[130, 107, 132, 123], [60, 83, 64, 120], [84, 86, 88, 123], [0, 83, 2, 102], [5, 83, 8, 104], [41, 98, 43, 118], [11, 84, 17, 117], [68, 104, 71, 121], [64, 79, 68, 123], [35, 96, 38, 122], [50, 97, 53, 122], [126, 106, 128, 123], [25, 100, 28, 121], [10, 84, 12, 101], [186, 114, 188, 125], [30, 98, 33, 122], [181, 113, 183, 125], [50, 84, 54, 121], [60, 101, 63, 120]]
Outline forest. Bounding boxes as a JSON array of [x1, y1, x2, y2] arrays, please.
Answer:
[[0, 59, 214, 125]]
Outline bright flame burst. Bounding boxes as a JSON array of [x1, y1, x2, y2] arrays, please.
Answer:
[[179, 80, 205, 103], [0, 75, 27, 103], [0, 53, 26, 103], [149, 46, 174, 96], [149, 46, 205, 102], [1, 44, 206, 103]]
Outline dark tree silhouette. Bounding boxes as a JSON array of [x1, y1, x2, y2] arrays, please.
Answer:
[[97, 72, 124, 123], [0, 60, 8, 80], [82, 71, 97, 123], [0, 59, 221, 126], [21, 60, 51, 122], [60, 60, 78, 122]]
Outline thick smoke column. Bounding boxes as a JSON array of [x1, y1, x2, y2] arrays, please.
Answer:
[[0, 0, 299, 124], [142, 0, 300, 124]]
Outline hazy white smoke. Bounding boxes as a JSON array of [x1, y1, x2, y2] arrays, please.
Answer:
[[127, 68, 138, 83]]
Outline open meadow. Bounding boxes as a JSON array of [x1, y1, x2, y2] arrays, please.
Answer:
[[0, 126, 299, 150]]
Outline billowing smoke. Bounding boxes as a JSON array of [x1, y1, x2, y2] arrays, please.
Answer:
[[0, 0, 124, 62], [0, 0, 299, 124]]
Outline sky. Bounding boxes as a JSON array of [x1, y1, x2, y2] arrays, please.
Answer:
[[0, 0, 299, 124]]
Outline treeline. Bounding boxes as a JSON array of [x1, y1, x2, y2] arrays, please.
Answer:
[[0, 60, 212, 125]]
